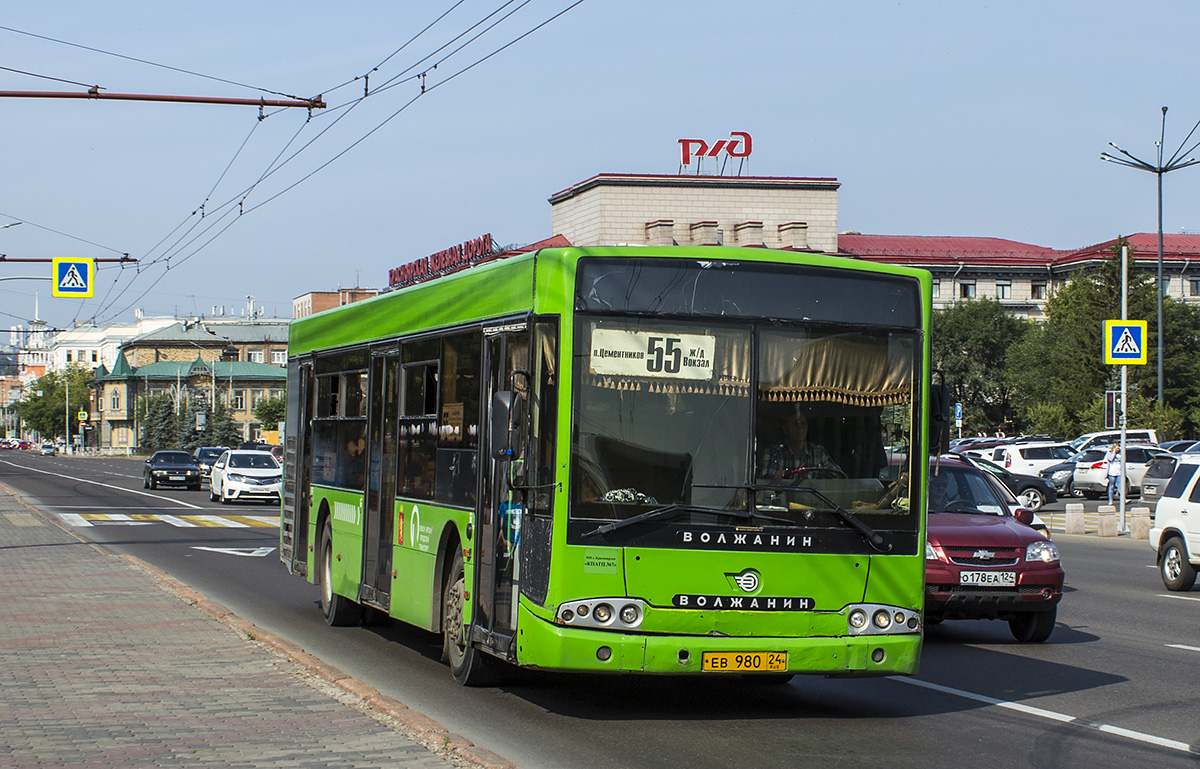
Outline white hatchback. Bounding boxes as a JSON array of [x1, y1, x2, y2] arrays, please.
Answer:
[[209, 449, 282, 505]]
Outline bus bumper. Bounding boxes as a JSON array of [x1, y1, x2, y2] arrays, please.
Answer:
[[514, 604, 921, 676]]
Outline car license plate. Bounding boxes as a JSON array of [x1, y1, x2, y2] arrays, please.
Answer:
[[1144, 484, 1157, 495], [701, 651, 787, 672], [959, 571, 1016, 586], [168, 475, 185, 481]]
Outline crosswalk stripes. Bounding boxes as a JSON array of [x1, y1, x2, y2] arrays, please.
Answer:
[[61, 512, 279, 528]]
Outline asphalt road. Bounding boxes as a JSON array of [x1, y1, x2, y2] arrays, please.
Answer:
[[2, 451, 1197, 769]]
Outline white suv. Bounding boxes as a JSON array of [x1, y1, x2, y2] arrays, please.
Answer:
[[1069, 429, 1158, 453], [1149, 460, 1200, 590], [985, 442, 1074, 476]]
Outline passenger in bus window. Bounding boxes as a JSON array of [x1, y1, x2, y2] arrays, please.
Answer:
[[344, 438, 366, 488], [758, 403, 842, 479]]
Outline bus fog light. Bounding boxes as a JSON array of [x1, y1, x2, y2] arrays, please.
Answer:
[[597, 646, 612, 661], [872, 610, 891, 629], [907, 616, 919, 629], [576, 604, 589, 616], [561, 609, 575, 622], [620, 604, 639, 624], [871, 648, 886, 663], [849, 609, 868, 629], [593, 603, 613, 623], [893, 611, 905, 624]]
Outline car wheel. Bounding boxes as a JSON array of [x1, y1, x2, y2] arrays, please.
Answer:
[[1159, 537, 1197, 591], [1068, 481, 1083, 498], [443, 548, 498, 686], [142, 474, 149, 489], [209, 485, 218, 502], [1009, 606, 1056, 642], [319, 519, 361, 627], [148, 477, 156, 490], [219, 484, 230, 505], [1017, 487, 1045, 511]]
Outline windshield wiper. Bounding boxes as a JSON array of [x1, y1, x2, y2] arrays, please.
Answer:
[[786, 486, 892, 553], [582, 504, 792, 539]]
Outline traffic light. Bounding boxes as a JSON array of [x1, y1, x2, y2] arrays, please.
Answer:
[[1104, 390, 1121, 430]]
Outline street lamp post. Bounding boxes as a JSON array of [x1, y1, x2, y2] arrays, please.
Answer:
[[1101, 106, 1200, 404]]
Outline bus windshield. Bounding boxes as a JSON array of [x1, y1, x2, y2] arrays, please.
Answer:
[[569, 261, 919, 551]]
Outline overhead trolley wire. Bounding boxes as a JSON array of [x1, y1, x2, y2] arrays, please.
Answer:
[[0, 24, 310, 102]]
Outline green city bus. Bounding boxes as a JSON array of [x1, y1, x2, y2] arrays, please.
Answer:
[[281, 244, 938, 685]]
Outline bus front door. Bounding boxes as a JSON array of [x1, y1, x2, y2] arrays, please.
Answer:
[[476, 327, 529, 649]]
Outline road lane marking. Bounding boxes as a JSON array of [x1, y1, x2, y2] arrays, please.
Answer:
[[1157, 594, 1200, 602], [892, 677, 1197, 755], [1166, 644, 1200, 653], [192, 546, 276, 557], [0, 460, 204, 509]]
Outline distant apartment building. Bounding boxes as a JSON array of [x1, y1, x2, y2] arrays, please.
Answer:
[[293, 288, 379, 319]]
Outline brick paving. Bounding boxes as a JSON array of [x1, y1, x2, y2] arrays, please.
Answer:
[[0, 486, 504, 769]]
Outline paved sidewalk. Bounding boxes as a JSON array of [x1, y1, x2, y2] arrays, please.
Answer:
[[0, 485, 509, 769]]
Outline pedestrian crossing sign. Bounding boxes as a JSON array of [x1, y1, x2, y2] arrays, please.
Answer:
[[1104, 320, 1147, 365], [51, 257, 94, 298]]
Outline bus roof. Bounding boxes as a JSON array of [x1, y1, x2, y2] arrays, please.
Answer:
[[287, 245, 932, 358]]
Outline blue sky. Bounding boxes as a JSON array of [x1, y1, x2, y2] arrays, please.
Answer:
[[3, 1, 1200, 331]]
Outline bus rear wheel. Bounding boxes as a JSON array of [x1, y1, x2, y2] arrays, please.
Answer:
[[442, 549, 497, 686], [319, 519, 361, 627]]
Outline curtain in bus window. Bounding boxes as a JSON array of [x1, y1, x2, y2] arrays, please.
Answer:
[[758, 331, 912, 406]]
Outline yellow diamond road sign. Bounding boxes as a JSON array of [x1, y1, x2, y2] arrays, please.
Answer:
[[1104, 320, 1148, 365], [52, 257, 94, 298]]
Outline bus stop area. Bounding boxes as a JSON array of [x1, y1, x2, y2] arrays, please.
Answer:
[[0, 485, 510, 769]]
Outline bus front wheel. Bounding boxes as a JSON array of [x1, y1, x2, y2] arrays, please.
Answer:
[[319, 520, 362, 627], [443, 549, 497, 686]]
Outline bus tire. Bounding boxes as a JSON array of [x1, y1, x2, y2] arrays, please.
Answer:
[[319, 519, 362, 627], [443, 548, 496, 686]]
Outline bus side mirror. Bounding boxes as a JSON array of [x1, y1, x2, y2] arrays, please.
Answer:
[[930, 381, 950, 456], [490, 390, 526, 463]]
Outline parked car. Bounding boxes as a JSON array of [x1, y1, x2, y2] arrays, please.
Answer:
[[193, 446, 231, 478], [1158, 439, 1198, 453], [982, 442, 1074, 476], [1069, 429, 1158, 453], [1140, 453, 1183, 511], [142, 450, 203, 490], [924, 455, 1064, 642], [1148, 460, 1200, 591], [38, 443, 57, 456], [1039, 454, 1086, 497], [209, 449, 282, 505], [960, 455, 1058, 512], [1071, 444, 1166, 499]]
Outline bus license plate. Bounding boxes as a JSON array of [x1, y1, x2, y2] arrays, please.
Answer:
[[959, 571, 1016, 586], [701, 651, 787, 672]]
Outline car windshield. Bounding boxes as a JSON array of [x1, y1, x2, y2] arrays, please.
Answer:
[[197, 448, 225, 461], [229, 453, 279, 469], [154, 453, 193, 465], [927, 465, 1010, 516]]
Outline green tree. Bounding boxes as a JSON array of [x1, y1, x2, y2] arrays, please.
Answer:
[[140, 394, 178, 452], [16, 365, 93, 442], [252, 393, 287, 428], [207, 399, 241, 447], [932, 298, 1029, 434], [1009, 238, 1162, 437]]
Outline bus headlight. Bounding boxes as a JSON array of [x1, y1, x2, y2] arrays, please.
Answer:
[[847, 603, 920, 636], [556, 598, 644, 630]]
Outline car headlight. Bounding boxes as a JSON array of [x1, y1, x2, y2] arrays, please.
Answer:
[[925, 541, 939, 560], [227, 473, 248, 482], [1026, 540, 1060, 563]]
